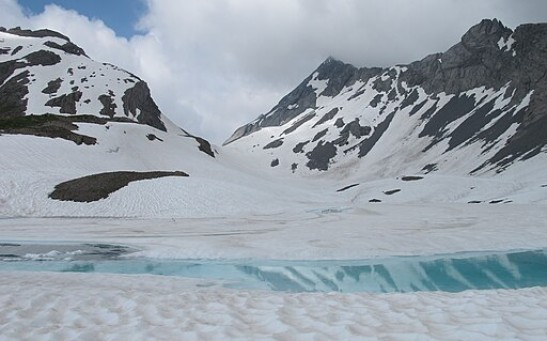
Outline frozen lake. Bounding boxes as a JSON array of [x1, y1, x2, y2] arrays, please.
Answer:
[[1, 243, 546, 293]]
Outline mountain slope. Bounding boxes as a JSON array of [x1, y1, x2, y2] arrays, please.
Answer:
[[225, 19, 547, 179], [0, 27, 316, 218]]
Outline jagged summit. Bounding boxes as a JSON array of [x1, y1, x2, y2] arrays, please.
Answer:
[[461, 19, 512, 48], [224, 19, 547, 177]]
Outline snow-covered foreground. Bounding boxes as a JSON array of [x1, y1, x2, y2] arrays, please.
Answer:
[[1, 203, 547, 340], [1, 271, 547, 341]]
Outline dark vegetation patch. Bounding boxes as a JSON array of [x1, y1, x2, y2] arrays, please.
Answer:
[[336, 183, 359, 192], [282, 112, 316, 135], [401, 175, 424, 181], [312, 108, 339, 128], [263, 138, 284, 149], [291, 163, 298, 173], [293, 140, 309, 154], [49, 171, 189, 203], [146, 133, 163, 142], [0, 114, 133, 145], [369, 199, 382, 203], [270, 158, 279, 167], [383, 189, 401, 195]]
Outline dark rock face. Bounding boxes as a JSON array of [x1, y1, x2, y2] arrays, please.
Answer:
[[122, 81, 166, 132], [44, 41, 87, 57], [45, 91, 83, 114], [11, 46, 23, 55], [283, 112, 316, 135], [0, 71, 29, 117], [24, 50, 62, 66], [313, 108, 339, 128], [192, 136, 216, 158], [42, 78, 63, 94], [312, 128, 328, 142], [293, 141, 309, 154], [263, 139, 284, 149], [2, 27, 71, 41], [98, 94, 117, 118], [306, 141, 337, 171]]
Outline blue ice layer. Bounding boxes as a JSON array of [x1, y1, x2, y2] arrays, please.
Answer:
[[1, 248, 546, 293]]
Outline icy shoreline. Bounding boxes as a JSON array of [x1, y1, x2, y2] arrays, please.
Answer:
[[1, 203, 546, 339]]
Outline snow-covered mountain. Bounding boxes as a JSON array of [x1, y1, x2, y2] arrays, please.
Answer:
[[0, 27, 310, 218], [225, 19, 547, 180], [1, 21, 547, 219]]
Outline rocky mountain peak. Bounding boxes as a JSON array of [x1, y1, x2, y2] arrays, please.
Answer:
[[225, 19, 547, 176], [461, 19, 512, 49]]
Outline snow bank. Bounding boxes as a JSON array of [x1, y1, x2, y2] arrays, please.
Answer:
[[1, 271, 546, 340]]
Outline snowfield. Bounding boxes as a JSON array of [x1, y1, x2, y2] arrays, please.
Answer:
[[1, 122, 547, 340], [2, 272, 547, 341]]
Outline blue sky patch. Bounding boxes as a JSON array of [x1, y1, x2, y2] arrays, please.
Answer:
[[17, 0, 147, 38]]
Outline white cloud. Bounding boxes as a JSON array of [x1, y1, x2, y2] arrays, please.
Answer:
[[2, 0, 547, 144]]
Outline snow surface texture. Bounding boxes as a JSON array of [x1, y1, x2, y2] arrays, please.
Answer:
[[1, 272, 547, 341]]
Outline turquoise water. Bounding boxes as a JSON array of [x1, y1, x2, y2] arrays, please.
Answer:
[[1, 246, 546, 293]]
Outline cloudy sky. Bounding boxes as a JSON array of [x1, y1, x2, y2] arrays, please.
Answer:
[[3, 0, 547, 143]]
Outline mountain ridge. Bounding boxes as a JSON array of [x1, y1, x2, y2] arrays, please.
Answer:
[[224, 18, 547, 178]]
